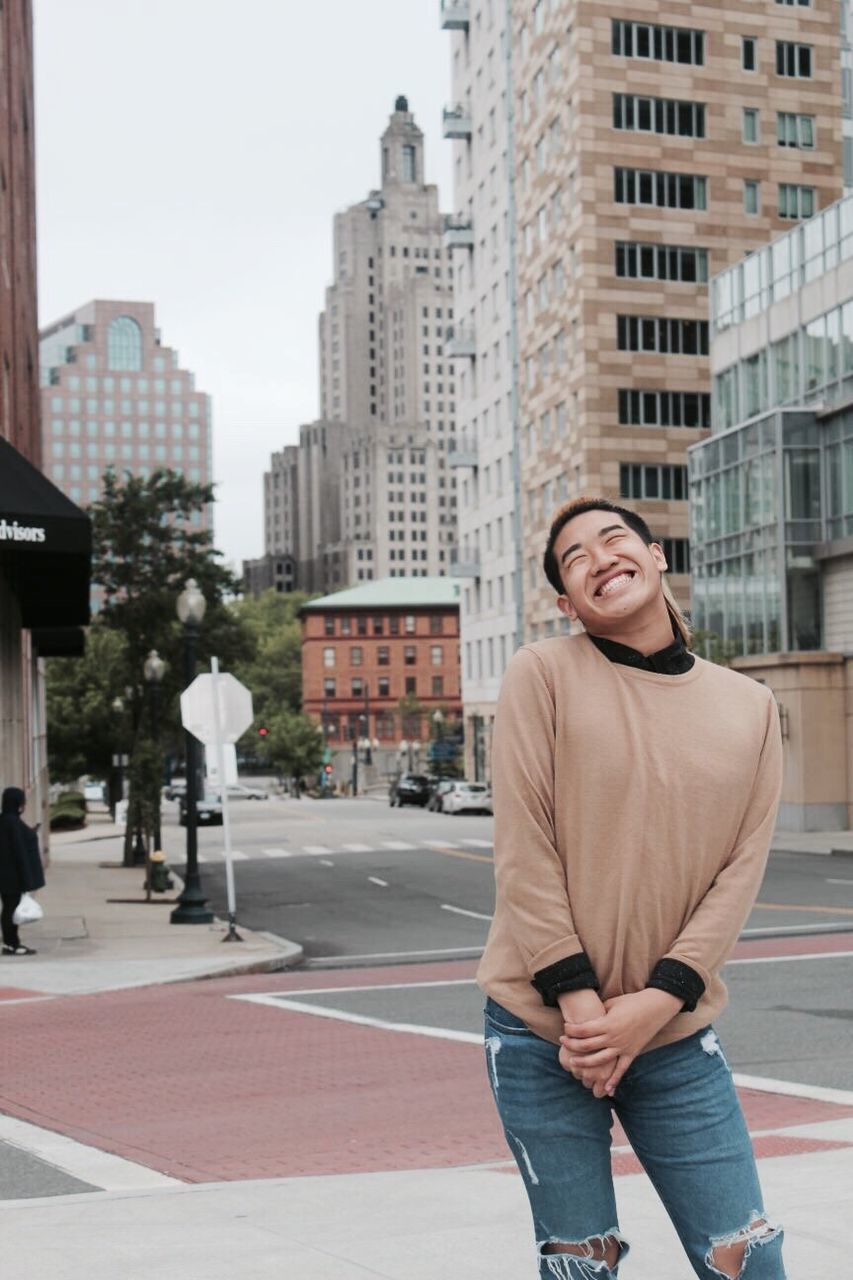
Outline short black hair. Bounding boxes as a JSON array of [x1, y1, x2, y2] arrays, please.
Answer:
[[542, 496, 655, 594]]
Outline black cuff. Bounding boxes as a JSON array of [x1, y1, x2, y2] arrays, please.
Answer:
[[646, 958, 706, 1013], [531, 951, 600, 1008]]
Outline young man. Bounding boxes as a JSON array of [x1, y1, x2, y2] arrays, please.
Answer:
[[478, 498, 785, 1279]]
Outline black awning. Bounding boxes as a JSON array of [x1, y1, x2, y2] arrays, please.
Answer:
[[31, 627, 86, 657], [0, 438, 92, 627]]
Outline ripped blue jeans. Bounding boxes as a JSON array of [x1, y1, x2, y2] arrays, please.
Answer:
[[484, 999, 785, 1279]]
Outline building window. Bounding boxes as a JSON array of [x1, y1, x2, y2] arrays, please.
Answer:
[[611, 19, 704, 66], [430, 615, 443, 635], [351, 678, 363, 697], [614, 168, 707, 210], [432, 676, 444, 697], [613, 93, 705, 139], [777, 112, 815, 149], [778, 183, 816, 220], [616, 315, 709, 356], [107, 316, 143, 371], [742, 37, 756, 72], [614, 242, 708, 283], [744, 180, 760, 215], [776, 41, 812, 78], [378, 677, 390, 697], [378, 646, 390, 666], [373, 615, 384, 635], [402, 144, 416, 181], [431, 645, 443, 666], [324, 617, 335, 636], [404, 646, 417, 666], [323, 647, 335, 668], [660, 539, 691, 574], [404, 614, 416, 634], [405, 676, 417, 696], [619, 463, 688, 501], [389, 616, 400, 635], [618, 389, 710, 428], [742, 108, 759, 144], [351, 647, 363, 666], [323, 678, 336, 697], [341, 616, 351, 636]]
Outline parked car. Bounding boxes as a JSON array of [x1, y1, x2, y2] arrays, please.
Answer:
[[179, 793, 223, 826], [224, 783, 268, 801], [441, 781, 493, 815], [427, 779, 456, 812], [164, 779, 187, 802], [389, 773, 431, 807]]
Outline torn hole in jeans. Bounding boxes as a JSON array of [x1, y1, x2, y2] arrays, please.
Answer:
[[706, 1213, 782, 1278]]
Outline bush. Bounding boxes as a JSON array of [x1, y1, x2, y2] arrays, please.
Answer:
[[50, 790, 87, 831]]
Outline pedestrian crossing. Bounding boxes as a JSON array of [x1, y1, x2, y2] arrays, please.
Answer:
[[195, 837, 493, 863]]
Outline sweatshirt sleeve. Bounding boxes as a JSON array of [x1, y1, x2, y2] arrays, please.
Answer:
[[492, 646, 594, 984], [660, 689, 783, 988]]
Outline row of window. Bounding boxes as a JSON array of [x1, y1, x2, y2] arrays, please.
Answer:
[[614, 168, 707, 211], [50, 396, 199, 418], [617, 389, 711, 429], [613, 93, 705, 139], [611, 19, 704, 65], [322, 644, 445, 668], [619, 463, 689, 502], [322, 613, 444, 638], [50, 419, 202, 441], [322, 676, 445, 701], [616, 316, 709, 357], [51, 375, 189, 394], [51, 441, 202, 464], [743, 110, 816, 150], [615, 242, 708, 284]]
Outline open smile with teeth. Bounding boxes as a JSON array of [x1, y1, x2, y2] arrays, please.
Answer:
[[594, 570, 636, 599]]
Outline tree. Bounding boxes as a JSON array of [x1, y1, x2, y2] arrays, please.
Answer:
[[230, 589, 312, 731], [260, 708, 324, 783], [48, 469, 253, 859], [45, 627, 129, 783]]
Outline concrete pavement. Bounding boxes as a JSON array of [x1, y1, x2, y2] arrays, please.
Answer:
[[0, 810, 851, 1276]]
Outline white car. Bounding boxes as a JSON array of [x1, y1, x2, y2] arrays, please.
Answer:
[[442, 781, 493, 815], [224, 783, 269, 801]]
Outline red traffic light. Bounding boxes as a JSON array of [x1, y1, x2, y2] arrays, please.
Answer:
[[258, 726, 269, 737]]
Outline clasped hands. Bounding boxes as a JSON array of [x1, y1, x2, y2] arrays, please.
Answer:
[[557, 988, 683, 1099]]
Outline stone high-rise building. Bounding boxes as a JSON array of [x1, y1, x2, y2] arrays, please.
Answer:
[[40, 300, 213, 526], [271, 97, 458, 591], [442, 0, 845, 776]]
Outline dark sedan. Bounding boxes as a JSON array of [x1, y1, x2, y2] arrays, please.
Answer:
[[389, 773, 431, 807]]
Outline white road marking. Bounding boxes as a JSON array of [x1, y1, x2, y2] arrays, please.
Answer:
[[727, 949, 853, 966], [381, 840, 416, 850], [826, 878, 853, 885], [231, 978, 478, 998], [262, 848, 291, 858], [303, 844, 333, 854], [0, 1113, 180, 1191], [319, 859, 335, 867], [422, 839, 456, 849], [229, 850, 249, 861], [307, 945, 485, 962], [368, 876, 389, 888], [741, 923, 853, 938], [342, 843, 372, 852], [732, 1073, 853, 1108], [441, 903, 494, 922], [230, 993, 483, 1044], [460, 839, 494, 849]]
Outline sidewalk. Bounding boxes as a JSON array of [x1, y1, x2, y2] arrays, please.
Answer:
[[1, 814, 301, 997]]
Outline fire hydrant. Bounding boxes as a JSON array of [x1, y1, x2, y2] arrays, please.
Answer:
[[149, 850, 172, 894]]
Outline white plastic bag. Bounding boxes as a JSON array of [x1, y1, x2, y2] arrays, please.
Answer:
[[13, 893, 43, 925]]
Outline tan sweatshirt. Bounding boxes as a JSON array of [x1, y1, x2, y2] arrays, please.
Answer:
[[477, 634, 783, 1052]]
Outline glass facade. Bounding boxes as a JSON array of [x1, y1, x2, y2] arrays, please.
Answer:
[[689, 408, 843, 655]]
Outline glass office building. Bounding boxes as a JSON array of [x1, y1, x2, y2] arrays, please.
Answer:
[[690, 193, 853, 656]]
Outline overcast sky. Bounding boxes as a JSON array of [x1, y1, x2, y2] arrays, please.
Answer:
[[33, 0, 453, 569]]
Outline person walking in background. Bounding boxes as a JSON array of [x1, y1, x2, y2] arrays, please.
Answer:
[[0, 786, 44, 956], [478, 497, 785, 1279]]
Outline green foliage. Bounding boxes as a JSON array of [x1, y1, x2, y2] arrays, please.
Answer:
[[230, 590, 312, 732], [46, 628, 129, 782], [260, 708, 324, 780], [127, 739, 163, 849], [49, 790, 86, 831]]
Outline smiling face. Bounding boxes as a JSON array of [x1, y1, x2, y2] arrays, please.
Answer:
[[552, 508, 669, 638]]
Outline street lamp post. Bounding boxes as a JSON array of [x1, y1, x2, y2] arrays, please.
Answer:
[[171, 579, 213, 925], [143, 649, 166, 853], [110, 696, 127, 821]]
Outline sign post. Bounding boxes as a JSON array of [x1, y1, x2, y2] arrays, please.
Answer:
[[180, 663, 254, 943]]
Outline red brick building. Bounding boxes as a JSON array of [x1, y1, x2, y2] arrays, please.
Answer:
[[301, 578, 462, 776]]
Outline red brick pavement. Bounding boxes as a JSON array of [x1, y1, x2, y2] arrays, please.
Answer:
[[0, 958, 850, 1184]]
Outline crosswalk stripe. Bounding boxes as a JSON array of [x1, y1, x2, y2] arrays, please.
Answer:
[[381, 840, 416, 850], [422, 839, 454, 849], [303, 844, 333, 855], [342, 843, 372, 852], [461, 839, 494, 849], [229, 850, 249, 860], [262, 848, 291, 858]]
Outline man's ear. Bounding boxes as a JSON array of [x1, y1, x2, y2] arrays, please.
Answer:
[[556, 593, 578, 622], [650, 542, 668, 573]]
